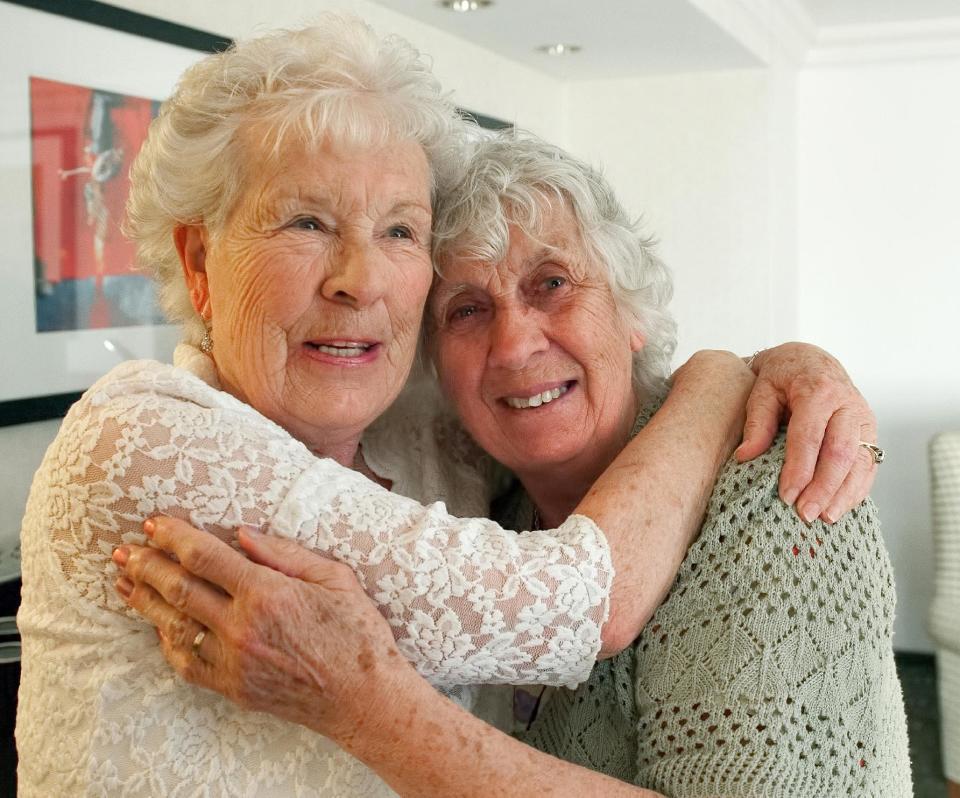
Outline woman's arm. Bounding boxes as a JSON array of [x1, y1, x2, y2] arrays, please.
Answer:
[[584, 350, 753, 652], [117, 524, 664, 798]]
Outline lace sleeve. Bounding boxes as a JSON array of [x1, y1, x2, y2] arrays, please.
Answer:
[[49, 363, 611, 688]]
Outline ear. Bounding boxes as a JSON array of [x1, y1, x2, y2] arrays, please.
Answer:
[[629, 328, 645, 353], [174, 224, 211, 319]]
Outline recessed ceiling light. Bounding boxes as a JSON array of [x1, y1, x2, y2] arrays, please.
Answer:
[[536, 43, 582, 56], [439, 0, 493, 11]]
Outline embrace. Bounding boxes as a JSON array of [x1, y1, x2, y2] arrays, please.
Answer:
[[16, 15, 909, 798]]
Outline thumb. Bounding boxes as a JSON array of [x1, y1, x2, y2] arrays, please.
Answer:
[[735, 379, 784, 462], [237, 527, 336, 584]]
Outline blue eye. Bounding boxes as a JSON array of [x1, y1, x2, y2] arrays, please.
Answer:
[[544, 276, 566, 290]]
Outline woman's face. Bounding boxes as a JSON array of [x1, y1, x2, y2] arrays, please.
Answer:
[[180, 136, 434, 453], [430, 202, 644, 476]]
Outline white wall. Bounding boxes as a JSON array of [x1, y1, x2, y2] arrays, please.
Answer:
[[565, 67, 798, 361], [798, 56, 960, 651]]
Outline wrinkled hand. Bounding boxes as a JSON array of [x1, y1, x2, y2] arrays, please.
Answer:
[[735, 342, 878, 524], [113, 517, 410, 744]]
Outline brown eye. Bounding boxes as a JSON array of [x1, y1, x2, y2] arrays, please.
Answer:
[[452, 305, 477, 320]]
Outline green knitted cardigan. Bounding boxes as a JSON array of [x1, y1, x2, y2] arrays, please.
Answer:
[[502, 419, 912, 797]]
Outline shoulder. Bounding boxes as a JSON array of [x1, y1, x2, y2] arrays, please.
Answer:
[[47, 359, 310, 497], [650, 431, 896, 647]]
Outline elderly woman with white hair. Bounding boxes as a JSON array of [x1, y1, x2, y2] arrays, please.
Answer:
[[19, 16, 880, 798], [116, 131, 907, 797]]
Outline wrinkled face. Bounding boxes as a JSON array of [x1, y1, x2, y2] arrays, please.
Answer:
[[430, 202, 643, 475], [180, 137, 434, 452]]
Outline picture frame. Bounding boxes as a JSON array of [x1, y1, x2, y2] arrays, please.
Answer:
[[0, 0, 229, 427]]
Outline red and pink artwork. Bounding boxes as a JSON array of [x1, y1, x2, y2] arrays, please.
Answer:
[[30, 76, 165, 332]]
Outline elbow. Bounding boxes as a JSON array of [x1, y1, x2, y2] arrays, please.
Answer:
[[598, 607, 645, 659]]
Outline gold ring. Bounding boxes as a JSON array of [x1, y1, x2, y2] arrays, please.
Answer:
[[191, 628, 207, 659]]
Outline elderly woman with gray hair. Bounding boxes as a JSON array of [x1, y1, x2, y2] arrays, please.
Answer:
[[19, 15, 881, 798], [118, 131, 908, 797]]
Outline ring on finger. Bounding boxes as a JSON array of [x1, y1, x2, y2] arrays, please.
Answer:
[[858, 441, 885, 464], [191, 628, 208, 659]]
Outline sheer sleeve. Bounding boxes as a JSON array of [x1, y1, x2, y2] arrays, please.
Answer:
[[41, 360, 611, 688]]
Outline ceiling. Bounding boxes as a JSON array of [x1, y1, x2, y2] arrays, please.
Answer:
[[801, 0, 960, 27], [369, 0, 761, 80], [369, 0, 960, 80]]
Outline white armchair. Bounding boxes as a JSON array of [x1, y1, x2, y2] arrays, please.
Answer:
[[930, 432, 960, 793]]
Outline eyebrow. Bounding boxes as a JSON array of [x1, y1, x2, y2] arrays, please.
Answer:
[[276, 189, 430, 215], [387, 200, 432, 218]]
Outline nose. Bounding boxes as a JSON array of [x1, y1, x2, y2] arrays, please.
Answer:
[[488, 305, 550, 370], [320, 240, 388, 309]]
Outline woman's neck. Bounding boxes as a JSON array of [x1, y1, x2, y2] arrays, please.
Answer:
[[520, 394, 640, 529]]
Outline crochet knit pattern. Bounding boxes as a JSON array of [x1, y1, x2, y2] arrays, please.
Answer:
[[519, 430, 912, 797]]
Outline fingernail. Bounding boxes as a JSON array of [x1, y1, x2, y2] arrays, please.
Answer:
[[821, 507, 838, 525], [112, 546, 130, 567], [116, 576, 134, 598], [781, 486, 800, 506], [143, 518, 156, 538], [240, 525, 262, 538], [798, 502, 820, 524]]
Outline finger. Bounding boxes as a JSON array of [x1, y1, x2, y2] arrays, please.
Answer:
[[820, 447, 877, 523], [736, 379, 786, 462], [819, 416, 880, 522], [238, 527, 349, 587], [778, 399, 833, 507], [793, 408, 860, 522], [117, 574, 219, 663], [145, 516, 254, 597], [157, 625, 222, 690], [118, 544, 230, 632]]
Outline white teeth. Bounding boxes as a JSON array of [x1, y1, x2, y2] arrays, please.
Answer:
[[314, 344, 368, 357], [504, 384, 569, 409]]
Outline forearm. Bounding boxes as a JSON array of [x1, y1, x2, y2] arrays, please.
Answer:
[[340, 666, 662, 798], [576, 352, 751, 655]]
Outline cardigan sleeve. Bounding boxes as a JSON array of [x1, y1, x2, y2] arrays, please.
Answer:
[[629, 435, 912, 797], [519, 434, 911, 796]]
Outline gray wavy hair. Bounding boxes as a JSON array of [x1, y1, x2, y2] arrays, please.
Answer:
[[125, 15, 466, 345], [431, 131, 677, 398]]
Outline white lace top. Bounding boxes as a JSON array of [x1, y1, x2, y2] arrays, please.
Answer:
[[16, 345, 612, 797]]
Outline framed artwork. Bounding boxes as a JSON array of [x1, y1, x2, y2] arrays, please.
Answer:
[[0, 0, 229, 426]]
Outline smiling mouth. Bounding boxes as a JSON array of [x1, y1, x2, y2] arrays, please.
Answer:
[[304, 341, 377, 358], [503, 382, 573, 410]]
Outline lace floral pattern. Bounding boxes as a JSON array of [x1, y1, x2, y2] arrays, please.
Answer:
[[16, 350, 611, 797]]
